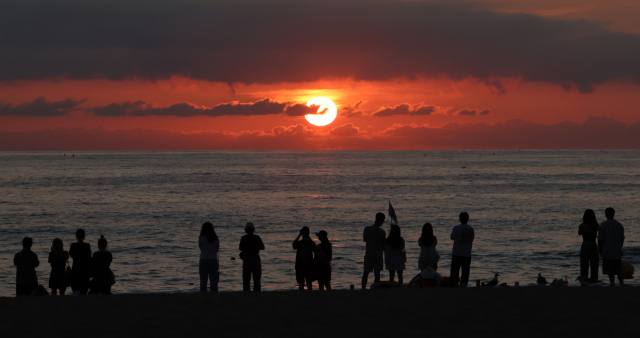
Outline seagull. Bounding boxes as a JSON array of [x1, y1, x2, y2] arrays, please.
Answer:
[[485, 273, 500, 287], [537, 273, 548, 285]]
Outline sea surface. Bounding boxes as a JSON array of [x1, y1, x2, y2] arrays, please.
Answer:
[[1, 150, 639, 296]]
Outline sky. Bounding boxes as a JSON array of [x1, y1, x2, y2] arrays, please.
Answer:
[[1, 0, 640, 150]]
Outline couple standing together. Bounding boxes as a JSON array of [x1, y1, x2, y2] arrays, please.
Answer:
[[361, 212, 474, 288]]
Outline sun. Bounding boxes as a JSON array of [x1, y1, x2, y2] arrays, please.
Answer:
[[305, 97, 337, 126]]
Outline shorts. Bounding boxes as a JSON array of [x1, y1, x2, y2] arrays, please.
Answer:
[[364, 252, 383, 272], [603, 259, 622, 275]]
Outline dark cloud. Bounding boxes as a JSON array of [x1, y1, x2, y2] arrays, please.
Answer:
[[329, 123, 359, 137], [373, 103, 438, 116], [88, 98, 318, 117], [1, 1, 640, 92], [341, 101, 364, 117], [456, 108, 490, 116], [0, 97, 85, 116]]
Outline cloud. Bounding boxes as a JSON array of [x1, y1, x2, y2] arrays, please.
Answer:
[[341, 101, 365, 117], [455, 108, 491, 116], [372, 103, 439, 116], [1, 0, 640, 92], [0, 97, 85, 116], [329, 123, 359, 137], [88, 98, 318, 117], [2, 116, 638, 150]]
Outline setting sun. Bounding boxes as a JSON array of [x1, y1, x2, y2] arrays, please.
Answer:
[[305, 97, 337, 126]]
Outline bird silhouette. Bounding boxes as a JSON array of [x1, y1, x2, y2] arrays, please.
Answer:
[[537, 273, 548, 285], [485, 273, 500, 287]]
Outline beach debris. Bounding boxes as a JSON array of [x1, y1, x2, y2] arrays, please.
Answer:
[[350, 284, 355, 290], [231, 257, 236, 260], [515, 281, 520, 287], [622, 261, 634, 279], [189, 283, 194, 285], [537, 273, 548, 285], [575, 276, 589, 286], [498, 282, 508, 287], [550, 279, 565, 287], [564, 276, 569, 286], [485, 273, 500, 287]]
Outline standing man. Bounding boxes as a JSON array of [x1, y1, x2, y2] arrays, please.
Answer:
[[450, 212, 474, 287], [598, 207, 625, 286], [14, 237, 39, 296], [362, 212, 386, 289]]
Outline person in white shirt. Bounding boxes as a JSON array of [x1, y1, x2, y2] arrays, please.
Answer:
[[450, 212, 474, 287], [198, 222, 220, 292], [598, 207, 625, 286]]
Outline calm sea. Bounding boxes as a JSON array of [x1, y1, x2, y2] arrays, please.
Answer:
[[1, 150, 639, 295]]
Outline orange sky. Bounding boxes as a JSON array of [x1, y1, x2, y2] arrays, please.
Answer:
[[1, 0, 639, 150]]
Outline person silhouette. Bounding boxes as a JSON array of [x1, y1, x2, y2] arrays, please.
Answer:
[[450, 212, 474, 287], [578, 209, 599, 283], [48, 238, 69, 296], [314, 230, 332, 291], [89, 235, 114, 294], [69, 229, 91, 295], [198, 222, 220, 292], [14, 237, 39, 296], [385, 224, 406, 284], [239, 222, 265, 292], [418, 223, 440, 271], [598, 207, 625, 286], [293, 226, 316, 291], [362, 212, 386, 289]]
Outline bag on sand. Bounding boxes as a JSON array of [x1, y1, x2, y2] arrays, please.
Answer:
[[63, 263, 72, 287]]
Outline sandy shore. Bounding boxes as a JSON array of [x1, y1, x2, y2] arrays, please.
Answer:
[[2, 287, 638, 337]]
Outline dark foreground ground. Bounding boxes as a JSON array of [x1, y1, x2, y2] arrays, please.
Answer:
[[2, 287, 638, 338]]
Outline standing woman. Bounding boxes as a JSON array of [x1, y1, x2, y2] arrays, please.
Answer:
[[89, 235, 114, 294], [418, 223, 440, 271], [579, 209, 600, 282], [314, 230, 332, 291], [69, 229, 91, 295], [239, 222, 265, 292], [385, 225, 406, 284], [293, 226, 316, 291], [198, 222, 220, 292], [48, 238, 69, 296]]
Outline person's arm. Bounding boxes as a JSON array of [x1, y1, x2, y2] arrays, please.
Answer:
[[418, 237, 422, 247], [450, 227, 456, 241], [215, 238, 220, 252], [578, 223, 587, 236], [199, 237, 203, 250], [48, 252, 53, 264], [13, 253, 18, 266], [259, 238, 265, 251], [598, 227, 604, 255], [363, 228, 367, 242], [33, 254, 39, 268], [239, 237, 244, 251], [293, 233, 302, 249]]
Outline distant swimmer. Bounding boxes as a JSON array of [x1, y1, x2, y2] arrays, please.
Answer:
[[537, 273, 548, 285], [485, 273, 499, 287]]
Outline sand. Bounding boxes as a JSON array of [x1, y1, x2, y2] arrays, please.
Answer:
[[2, 287, 638, 337]]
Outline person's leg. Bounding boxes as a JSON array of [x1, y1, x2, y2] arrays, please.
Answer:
[[609, 274, 615, 286], [589, 245, 599, 282], [398, 270, 403, 285], [325, 280, 332, 291], [461, 256, 471, 286], [450, 255, 461, 284], [580, 243, 589, 280], [253, 258, 262, 292], [210, 260, 219, 292], [361, 271, 370, 289], [242, 261, 251, 291], [432, 260, 438, 271], [306, 276, 313, 291], [389, 270, 396, 282], [51, 288, 57, 296], [199, 260, 208, 293], [374, 270, 381, 283]]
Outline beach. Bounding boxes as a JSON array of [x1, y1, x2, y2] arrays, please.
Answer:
[[3, 287, 638, 337]]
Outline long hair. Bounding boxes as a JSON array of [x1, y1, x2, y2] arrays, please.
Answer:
[[421, 223, 435, 246], [200, 222, 217, 244], [583, 209, 598, 226], [387, 225, 402, 249], [52, 238, 64, 252], [75, 228, 85, 240]]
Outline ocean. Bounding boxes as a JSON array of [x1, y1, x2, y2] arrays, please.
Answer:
[[1, 150, 639, 295]]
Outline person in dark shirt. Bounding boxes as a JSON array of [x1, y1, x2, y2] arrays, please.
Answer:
[[293, 226, 316, 291], [48, 238, 69, 296], [578, 209, 599, 282], [90, 235, 114, 294], [239, 222, 265, 292], [14, 237, 39, 296], [69, 229, 92, 295], [314, 230, 332, 291]]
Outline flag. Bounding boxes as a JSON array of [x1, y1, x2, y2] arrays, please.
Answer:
[[388, 200, 398, 225]]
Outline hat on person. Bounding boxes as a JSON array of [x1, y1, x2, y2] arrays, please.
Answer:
[[245, 222, 255, 229], [316, 230, 328, 238]]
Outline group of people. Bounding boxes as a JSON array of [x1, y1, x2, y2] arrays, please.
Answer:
[[13, 229, 114, 296]]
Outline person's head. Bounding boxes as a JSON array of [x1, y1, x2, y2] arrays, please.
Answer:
[[75, 229, 85, 241], [51, 238, 64, 252], [300, 226, 310, 237], [316, 230, 329, 244], [421, 222, 435, 246], [200, 222, 217, 244], [387, 224, 402, 249], [22, 237, 33, 250], [98, 235, 107, 250], [605, 207, 615, 220], [582, 209, 597, 225], [375, 212, 386, 225], [459, 212, 469, 224], [245, 222, 255, 235]]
